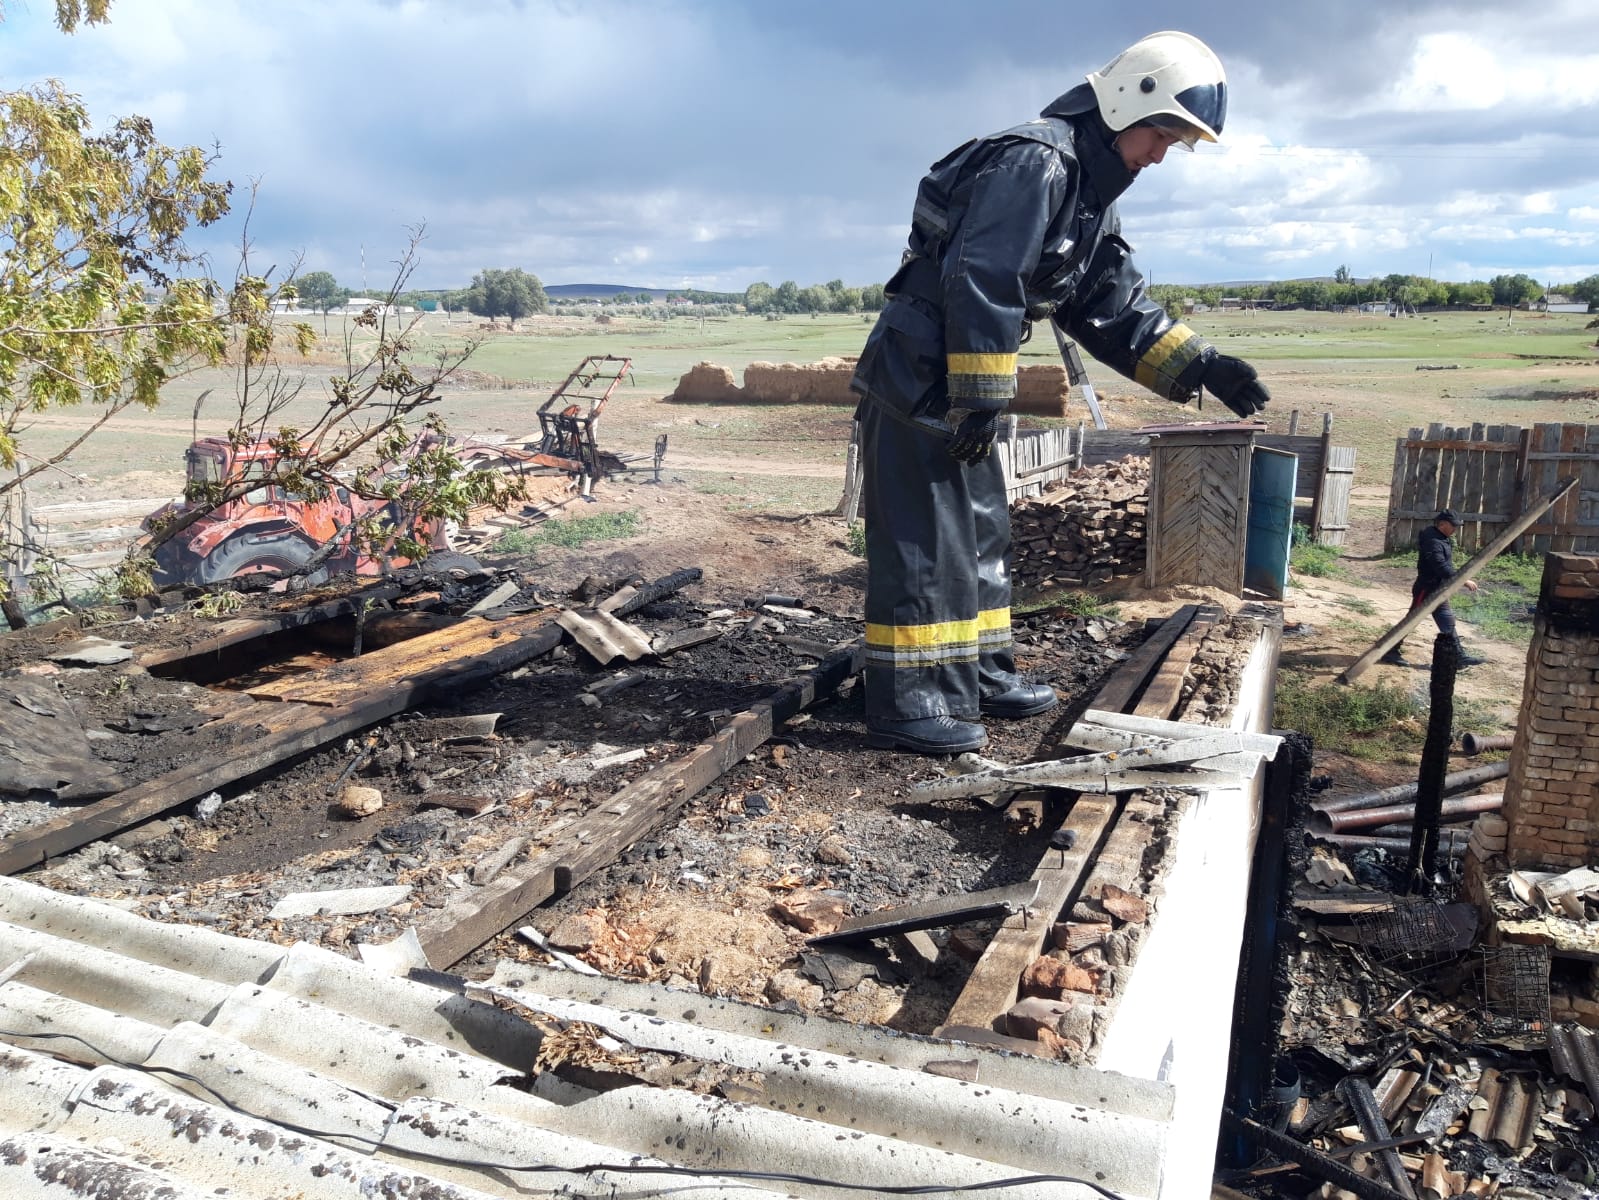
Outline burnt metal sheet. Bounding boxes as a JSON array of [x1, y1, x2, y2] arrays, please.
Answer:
[[806, 881, 1042, 947], [1551, 1023, 1599, 1105]]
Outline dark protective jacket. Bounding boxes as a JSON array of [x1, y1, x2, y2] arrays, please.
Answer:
[[1417, 524, 1456, 591], [852, 84, 1214, 419]]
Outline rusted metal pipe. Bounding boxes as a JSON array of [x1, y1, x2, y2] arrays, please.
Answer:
[[1309, 792, 1502, 836], [1459, 732, 1514, 756], [1313, 761, 1508, 815], [1368, 819, 1477, 839], [1314, 831, 1469, 856]]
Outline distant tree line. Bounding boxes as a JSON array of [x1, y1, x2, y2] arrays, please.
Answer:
[[742, 279, 887, 315], [1148, 267, 1596, 317], [295, 262, 1599, 327]]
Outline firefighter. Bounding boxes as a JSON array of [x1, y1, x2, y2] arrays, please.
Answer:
[[1379, 508, 1485, 668], [852, 31, 1269, 754]]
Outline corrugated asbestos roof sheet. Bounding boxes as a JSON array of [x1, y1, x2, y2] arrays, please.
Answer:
[[0, 874, 1172, 1199]]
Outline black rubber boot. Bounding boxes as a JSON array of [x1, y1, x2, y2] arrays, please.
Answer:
[[1379, 645, 1409, 666], [1451, 636, 1487, 667], [980, 682, 1059, 719], [865, 715, 988, 754]]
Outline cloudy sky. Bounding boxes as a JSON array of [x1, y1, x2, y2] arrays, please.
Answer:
[[4, 0, 1598, 293]]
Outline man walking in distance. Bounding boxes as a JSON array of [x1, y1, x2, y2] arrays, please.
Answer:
[[1380, 508, 1485, 668], [851, 31, 1270, 754]]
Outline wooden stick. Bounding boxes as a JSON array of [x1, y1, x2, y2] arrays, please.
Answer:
[[1339, 476, 1576, 683]]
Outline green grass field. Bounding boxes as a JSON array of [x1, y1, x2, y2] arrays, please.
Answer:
[[24, 306, 1599, 514]]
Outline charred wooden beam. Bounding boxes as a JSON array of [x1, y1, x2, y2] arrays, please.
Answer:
[[0, 608, 568, 876], [936, 797, 1117, 1039], [806, 881, 1041, 947], [1083, 604, 1197, 714]]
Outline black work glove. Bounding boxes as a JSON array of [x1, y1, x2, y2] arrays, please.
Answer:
[[946, 408, 999, 464], [1199, 354, 1270, 418]]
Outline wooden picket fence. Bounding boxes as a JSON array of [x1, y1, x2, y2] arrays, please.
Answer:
[[1384, 422, 1599, 554], [837, 412, 1355, 547]]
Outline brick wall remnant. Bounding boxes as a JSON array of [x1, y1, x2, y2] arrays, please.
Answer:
[[667, 359, 1075, 416], [668, 362, 742, 404], [1503, 553, 1599, 870]]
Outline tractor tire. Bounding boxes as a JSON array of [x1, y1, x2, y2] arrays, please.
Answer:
[[194, 532, 330, 587]]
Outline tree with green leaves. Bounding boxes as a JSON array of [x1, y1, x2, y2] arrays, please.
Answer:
[[294, 270, 351, 331], [460, 268, 548, 328], [1489, 273, 1542, 307], [1566, 274, 1599, 310], [0, 78, 233, 491], [743, 282, 775, 313]]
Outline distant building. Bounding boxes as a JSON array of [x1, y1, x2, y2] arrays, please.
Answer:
[[1540, 292, 1589, 314]]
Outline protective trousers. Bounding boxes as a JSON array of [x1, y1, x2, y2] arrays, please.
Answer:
[[860, 399, 1020, 722]]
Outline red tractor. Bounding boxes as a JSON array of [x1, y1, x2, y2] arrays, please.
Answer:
[[142, 437, 438, 587], [142, 356, 652, 587]]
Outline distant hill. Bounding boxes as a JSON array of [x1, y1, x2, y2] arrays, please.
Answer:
[[545, 283, 669, 299]]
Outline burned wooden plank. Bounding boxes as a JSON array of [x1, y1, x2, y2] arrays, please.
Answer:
[[137, 585, 404, 671], [937, 796, 1117, 1038], [415, 642, 865, 968], [401, 713, 503, 743], [1132, 604, 1221, 720], [1070, 796, 1161, 932], [0, 610, 569, 877], [650, 625, 721, 656], [246, 609, 562, 706], [806, 881, 1041, 947], [1083, 603, 1198, 714]]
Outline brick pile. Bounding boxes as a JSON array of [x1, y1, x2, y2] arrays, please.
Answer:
[[1010, 457, 1149, 590], [1502, 553, 1599, 871]]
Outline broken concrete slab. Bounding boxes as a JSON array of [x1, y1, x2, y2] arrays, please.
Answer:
[[46, 636, 134, 666], [269, 884, 412, 919]]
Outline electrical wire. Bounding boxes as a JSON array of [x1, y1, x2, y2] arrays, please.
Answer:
[[0, 1025, 1133, 1199]]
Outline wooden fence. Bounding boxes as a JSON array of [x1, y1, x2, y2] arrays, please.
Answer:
[[1384, 422, 1599, 554], [838, 412, 1354, 546]]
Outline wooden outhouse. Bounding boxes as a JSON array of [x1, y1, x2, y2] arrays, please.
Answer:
[[1144, 424, 1297, 598]]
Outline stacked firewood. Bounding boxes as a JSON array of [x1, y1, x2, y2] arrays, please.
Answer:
[[1009, 456, 1150, 589]]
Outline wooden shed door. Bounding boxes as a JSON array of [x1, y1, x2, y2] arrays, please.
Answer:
[[1245, 447, 1298, 599]]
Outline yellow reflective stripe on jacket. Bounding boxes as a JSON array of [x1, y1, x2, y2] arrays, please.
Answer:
[[1134, 323, 1206, 398]]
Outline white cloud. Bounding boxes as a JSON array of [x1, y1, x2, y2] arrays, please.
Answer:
[[1386, 30, 1599, 114]]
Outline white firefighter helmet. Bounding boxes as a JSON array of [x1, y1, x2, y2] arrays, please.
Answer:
[[1087, 31, 1227, 147]]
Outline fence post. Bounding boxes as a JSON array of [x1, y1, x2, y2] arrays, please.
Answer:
[[1510, 427, 1531, 553], [1288, 409, 1300, 436], [835, 420, 863, 520], [1308, 412, 1333, 539], [1075, 421, 1086, 470]]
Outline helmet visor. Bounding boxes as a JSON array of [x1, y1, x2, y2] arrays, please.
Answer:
[[1173, 80, 1226, 138], [1144, 113, 1204, 151]]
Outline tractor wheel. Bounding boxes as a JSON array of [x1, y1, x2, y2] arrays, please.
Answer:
[[194, 532, 330, 587]]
